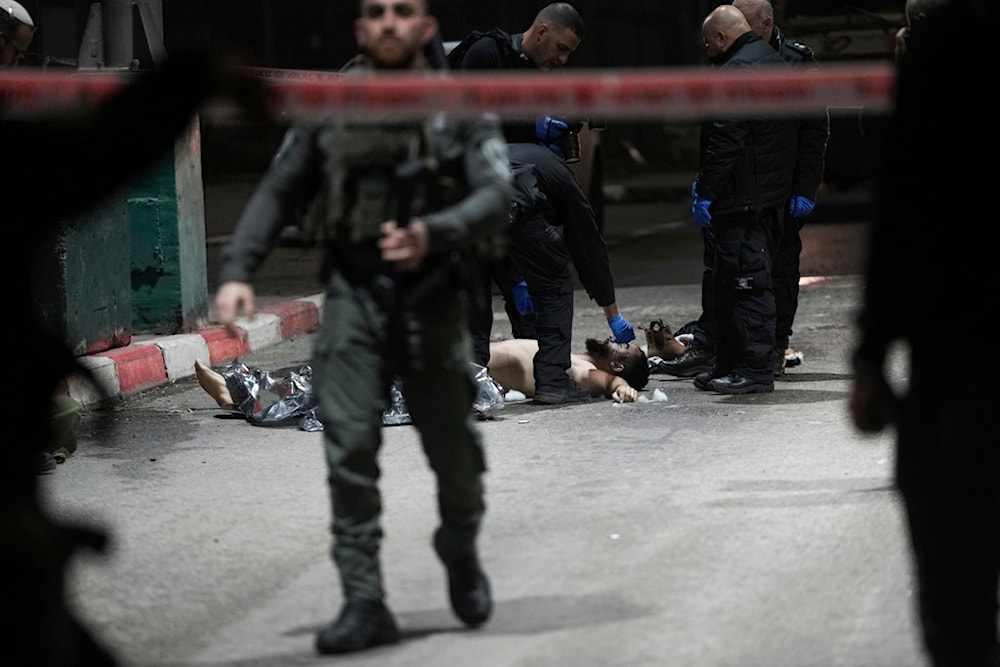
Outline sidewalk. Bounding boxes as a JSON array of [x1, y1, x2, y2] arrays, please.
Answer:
[[65, 292, 326, 406]]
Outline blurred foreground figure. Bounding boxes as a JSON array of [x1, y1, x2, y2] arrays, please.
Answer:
[[848, 1, 1000, 665], [0, 0, 34, 67], [1, 52, 261, 665], [214, 0, 511, 655]]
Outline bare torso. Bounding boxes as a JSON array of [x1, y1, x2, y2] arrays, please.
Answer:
[[487, 339, 596, 397]]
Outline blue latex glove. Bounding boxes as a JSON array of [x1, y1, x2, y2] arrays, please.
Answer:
[[692, 196, 713, 229], [535, 116, 569, 159], [535, 116, 569, 144], [607, 314, 636, 344], [512, 281, 535, 315], [788, 195, 816, 218], [690, 180, 699, 198]]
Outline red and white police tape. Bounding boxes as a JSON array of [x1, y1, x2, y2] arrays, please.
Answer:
[[1, 62, 895, 121]]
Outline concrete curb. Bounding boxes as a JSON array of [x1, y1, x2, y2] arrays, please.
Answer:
[[63, 293, 325, 406]]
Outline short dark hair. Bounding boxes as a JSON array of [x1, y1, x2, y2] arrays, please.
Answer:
[[536, 2, 584, 40], [620, 347, 650, 390]]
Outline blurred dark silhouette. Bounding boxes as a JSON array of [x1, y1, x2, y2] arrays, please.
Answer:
[[0, 50, 263, 665], [848, 0, 1000, 664]]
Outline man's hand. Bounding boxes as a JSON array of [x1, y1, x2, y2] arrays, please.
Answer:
[[692, 195, 713, 230], [610, 384, 638, 403], [788, 195, 816, 219], [848, 371, 898, 433], [214, 281, 255, 339], [535, 116, 569, 157], [535, 116, 569, 144], [607, 313, 636, 343], [378, 219, 429, 271], [512, 280, 535, 315]]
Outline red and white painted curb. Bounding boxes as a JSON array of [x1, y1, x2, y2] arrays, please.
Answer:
[[63, 293, 324, 406]]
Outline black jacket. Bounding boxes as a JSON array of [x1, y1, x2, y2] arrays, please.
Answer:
[[771, 27, 830, 202], [449, 29, 542, 145], [854, 0, 995, 378], [507, 143, 616, 307], [697, 32, 798, 216]]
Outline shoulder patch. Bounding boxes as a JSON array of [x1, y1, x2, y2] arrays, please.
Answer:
[[781, 38, 815, 62]]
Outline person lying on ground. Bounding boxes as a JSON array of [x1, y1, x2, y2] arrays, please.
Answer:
[[486, 336, 648, 403], [196, 336, 649, 408]]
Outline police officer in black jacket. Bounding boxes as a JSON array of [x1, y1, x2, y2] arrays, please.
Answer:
[[447, 2, 584, 149], [733, 0, 829, 375], [501, 142, 633, 404], [446, 3, 635, 366], [662, 0, 828, 381], [686, 5, 797, 394]]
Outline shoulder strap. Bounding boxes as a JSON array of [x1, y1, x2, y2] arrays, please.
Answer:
[[447, 28, 523, 69]]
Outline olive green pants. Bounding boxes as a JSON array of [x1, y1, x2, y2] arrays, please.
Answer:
[[312, 271, 487, 601]]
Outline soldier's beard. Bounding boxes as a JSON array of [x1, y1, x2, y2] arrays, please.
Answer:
[[362, 41, 420, 70]]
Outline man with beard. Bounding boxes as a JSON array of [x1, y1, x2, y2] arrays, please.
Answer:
[[449, 5, 636, 371], [488, 337, 649, 403], [214, 0, 511, 655]]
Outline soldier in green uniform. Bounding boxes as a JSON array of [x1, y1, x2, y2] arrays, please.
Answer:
[[214, 0, 512, 655]]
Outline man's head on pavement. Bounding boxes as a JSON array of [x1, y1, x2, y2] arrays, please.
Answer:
[[585, 338, 650, 390], [0, 1, 34, 68], [732, 0, 774, 43], [355, 0, 438, 70], [521, 2, 584, 70], [702, 4, 753, 61]]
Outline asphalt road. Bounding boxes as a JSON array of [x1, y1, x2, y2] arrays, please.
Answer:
[[37, 185, 931, 666]]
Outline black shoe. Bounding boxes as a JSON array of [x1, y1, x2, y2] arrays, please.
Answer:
[[442, 555, 493, 627], [709, 373, 774, 394], [692, 371, 714, 391], [533, 382, 591, 405], [315, 599, 400, 654], [652, 346, 716, 378]]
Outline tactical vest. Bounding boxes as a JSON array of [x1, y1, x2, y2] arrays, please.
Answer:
[[299, 114, 468, 246], [447, 28, 529, 71]]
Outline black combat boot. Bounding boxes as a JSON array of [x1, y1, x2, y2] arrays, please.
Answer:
[[434, 531, 493, 627], [442, 554, 492, 627], [315, 599, 400, 654], [652, 345, 716, 377]]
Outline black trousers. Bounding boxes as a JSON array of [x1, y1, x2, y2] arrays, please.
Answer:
[[508, 214, 575, 393], [468, 254, 537, 367], [897, 372, 1000, 667], [690, 228, 717, 352], [772, 213, 804, 353], [710, 208, 780, 381]]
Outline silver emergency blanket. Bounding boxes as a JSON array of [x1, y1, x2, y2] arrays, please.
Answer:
[[222, 360, 505, 431]]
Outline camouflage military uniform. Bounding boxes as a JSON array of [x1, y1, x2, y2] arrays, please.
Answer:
[[218, 60, 511, 601]]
